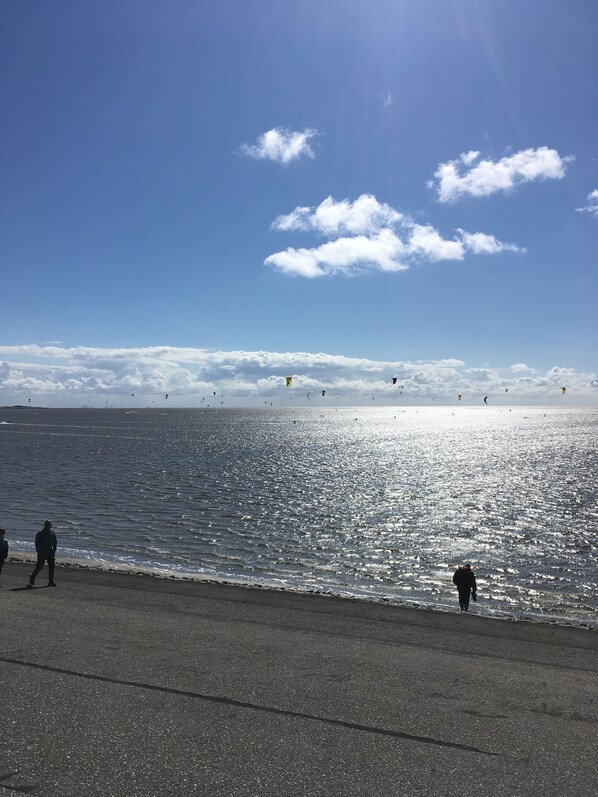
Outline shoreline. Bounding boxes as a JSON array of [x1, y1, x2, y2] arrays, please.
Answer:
[[4, 558, 597, 641]]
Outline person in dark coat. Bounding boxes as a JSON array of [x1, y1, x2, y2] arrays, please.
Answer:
[[453, 563, 477, 612], [0, 527, 8, 585], [28, 520, 58, 588]]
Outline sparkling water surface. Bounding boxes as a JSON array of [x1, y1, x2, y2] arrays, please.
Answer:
[[1, 406, 596, 626]]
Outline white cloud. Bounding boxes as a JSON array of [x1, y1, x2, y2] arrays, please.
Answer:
[[272, 195, 403, 236], [407, 224, 464, 261], [238, 127, 317, 164], [265, 229, 407, 278], [576, 189, 598, 216], [0, 345, 594, 407], [267, 194, 522, 277], [380, 89, 393, 107], [457, 230, 523, 255], [430, 146, 574, 203], [510, 363, 534, 373]]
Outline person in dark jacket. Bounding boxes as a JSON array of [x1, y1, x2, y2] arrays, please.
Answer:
[[453, 563, 477, 612], [0, 527, 8, 585], [28, 520, 58, 588]]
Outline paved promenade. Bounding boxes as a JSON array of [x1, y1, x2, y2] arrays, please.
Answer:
[[1, 562, 596, 796]]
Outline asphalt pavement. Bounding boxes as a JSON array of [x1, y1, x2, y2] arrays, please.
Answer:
[[1, 562, 596, 796]]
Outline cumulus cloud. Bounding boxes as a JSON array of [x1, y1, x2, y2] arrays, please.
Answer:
[[575, 189, 598, 217], [272, 195, 402, 236], [0, 345, 593, 407], [238, 127, 317, 164], [406, 224, 465, 261], [456, 230, 524, 255], [266, 194, 521, 277], [265, 230, 407, 278], [430, 146, 574, 203]]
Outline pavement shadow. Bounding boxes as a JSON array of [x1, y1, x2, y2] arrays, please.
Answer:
[[10, 585, 51, 592], [0, 770, 38, 793]]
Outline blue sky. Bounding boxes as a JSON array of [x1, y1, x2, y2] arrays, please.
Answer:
[[1, 0, 597, 406]]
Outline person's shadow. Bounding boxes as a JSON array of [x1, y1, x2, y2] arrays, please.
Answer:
[[11, 585, 51, 591], [0, 770, 38, 792]]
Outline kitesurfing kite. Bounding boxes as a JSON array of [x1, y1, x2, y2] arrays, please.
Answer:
[[321, 390, 326, 397], [561, 386, 566, 395], [392, 377, 397, 385], [286, 376, 292, 388], [458, 394, 462, 401], [483, 396, 489, 404], [591, 380, 598, 387]]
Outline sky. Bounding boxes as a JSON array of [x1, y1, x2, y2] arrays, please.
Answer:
[[1, 0, 597, 407]]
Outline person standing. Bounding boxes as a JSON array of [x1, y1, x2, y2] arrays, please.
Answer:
[[28, 520, 57, 588], [0, 528, 8, 586], [453, 562, 477, 612]]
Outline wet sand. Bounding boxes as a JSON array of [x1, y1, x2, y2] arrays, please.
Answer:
[[1, 561, 596, 796]]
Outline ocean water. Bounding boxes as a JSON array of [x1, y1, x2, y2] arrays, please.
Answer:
[[1, 406, 597, 627]]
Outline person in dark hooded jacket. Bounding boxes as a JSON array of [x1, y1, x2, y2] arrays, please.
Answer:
[[453, 563, 477, 612], [0, 527, 8, 584], [28, 520, 58, 588]]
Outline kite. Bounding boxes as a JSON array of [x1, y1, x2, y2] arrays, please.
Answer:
[[392, 377, 397, 385], [591, 380, 598, 387], [286, 376, 292, 388], [321, 390, 326, 397], [561, 386, 566, 395], [165, 394, 169, 399], [483, 396, 489, 405], [458, 394, 462, 401]]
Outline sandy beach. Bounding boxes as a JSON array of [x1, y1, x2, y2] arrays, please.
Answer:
[[1, 560, 596, 796]]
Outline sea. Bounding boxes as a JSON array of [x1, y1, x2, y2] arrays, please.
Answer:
[[1, 406, 596, 628]]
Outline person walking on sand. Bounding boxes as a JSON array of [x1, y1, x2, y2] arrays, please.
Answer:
[[0, 528, 8, 586], [453, 562, 477, 613], [28, 520, 57, 588]]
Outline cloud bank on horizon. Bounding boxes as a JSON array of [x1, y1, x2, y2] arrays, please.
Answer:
[[0, 345, 594, 407]]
